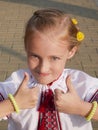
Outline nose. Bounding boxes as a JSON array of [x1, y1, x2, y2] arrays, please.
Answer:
[[38, 60, 50, 73]]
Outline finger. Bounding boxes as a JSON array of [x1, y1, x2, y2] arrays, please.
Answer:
[[32, 86, 40, 93], [21, 72, 29, 87], [54, 89, 64, 100], [54, 89, 63, 95], [66, 75, 75, 92]]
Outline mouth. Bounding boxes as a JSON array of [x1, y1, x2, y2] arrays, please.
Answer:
[[33, 72, 51, 84], [37, 72, 50, 77]]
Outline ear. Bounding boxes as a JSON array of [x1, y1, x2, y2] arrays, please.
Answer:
[[67, 46, 78, 59]]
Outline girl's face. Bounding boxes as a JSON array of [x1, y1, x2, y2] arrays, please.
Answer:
[[26, 32, 76, 85]]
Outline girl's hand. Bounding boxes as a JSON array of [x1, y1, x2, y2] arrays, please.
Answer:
[[14, 72, 39, 110], [54, 76, 84, 115]]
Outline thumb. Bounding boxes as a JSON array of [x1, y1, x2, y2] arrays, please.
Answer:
[[54, 89, 64, 101], [21, 72, 29, 87], [14, 72, 29, 97], [66, 75, 75, 93], [54, 89, 64, 96]]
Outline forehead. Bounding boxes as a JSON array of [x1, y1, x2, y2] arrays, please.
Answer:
[[26, 31, 69, 55]]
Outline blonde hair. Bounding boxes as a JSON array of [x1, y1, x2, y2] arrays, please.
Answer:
[[24, 8, 81, 50]]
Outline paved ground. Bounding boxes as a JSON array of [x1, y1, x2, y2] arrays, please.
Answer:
[[0, 0, 98, 130]]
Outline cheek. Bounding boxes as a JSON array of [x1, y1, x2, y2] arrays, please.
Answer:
[[27, 58, 38, 69], [52, 61, 65, 74]]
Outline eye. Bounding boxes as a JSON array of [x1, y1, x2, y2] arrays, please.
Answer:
[[31, 54, 38, 58], [51, 56, 60, 61], [28, 53, 39, 59], [31, 54, 39, 59]]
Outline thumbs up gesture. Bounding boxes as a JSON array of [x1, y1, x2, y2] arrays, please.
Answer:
[[14, 72, 39, 110], [54, 76, 83, 115]]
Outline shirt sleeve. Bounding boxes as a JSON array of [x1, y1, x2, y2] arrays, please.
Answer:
[[0, 74, 20, 100], [69, 69, 98, 102]]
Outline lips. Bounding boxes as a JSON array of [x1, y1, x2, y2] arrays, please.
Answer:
[[38, 72, 50, 76], [33, 72, 51, 84]]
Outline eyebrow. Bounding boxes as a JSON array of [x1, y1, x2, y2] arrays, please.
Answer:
[[28, 51, 63, 58], [28, 52, 40, 56]]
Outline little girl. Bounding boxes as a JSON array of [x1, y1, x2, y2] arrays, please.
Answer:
[[0, 8, 98, 130]]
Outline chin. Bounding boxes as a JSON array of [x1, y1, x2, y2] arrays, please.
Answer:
[[37, 80, 49, 85], [36, 78, 53, 85]]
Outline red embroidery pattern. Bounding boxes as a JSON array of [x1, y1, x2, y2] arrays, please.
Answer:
[[37, 89, 62, 130]]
